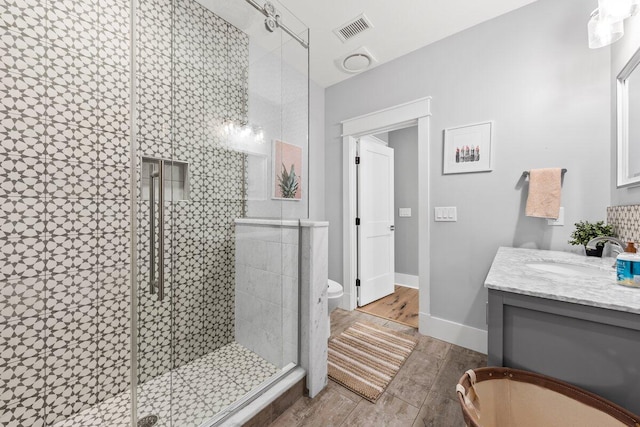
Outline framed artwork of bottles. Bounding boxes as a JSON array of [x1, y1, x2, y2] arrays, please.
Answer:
[[443, 121, 493, 174]]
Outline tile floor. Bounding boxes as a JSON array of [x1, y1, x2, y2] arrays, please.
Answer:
[[269, 308, 487, 427], [51, 342, 278, 427]]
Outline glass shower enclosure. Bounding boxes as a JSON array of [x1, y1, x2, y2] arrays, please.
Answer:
[[0, 0, 308, 425]]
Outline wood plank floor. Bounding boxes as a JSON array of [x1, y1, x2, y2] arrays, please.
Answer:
[[268, 308, 487, 427], [356, 285, 419, 328]]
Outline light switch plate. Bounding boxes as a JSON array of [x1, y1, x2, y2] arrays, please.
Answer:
[[435, 207, 457, 222], [399, 208, 412, 217], [547, 207, 565, 226]]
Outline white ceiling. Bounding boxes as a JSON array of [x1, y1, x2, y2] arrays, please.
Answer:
[[277, 0, 540, 88]]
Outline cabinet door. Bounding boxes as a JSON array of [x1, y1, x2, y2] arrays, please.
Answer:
[[488, 290, 640, 415]]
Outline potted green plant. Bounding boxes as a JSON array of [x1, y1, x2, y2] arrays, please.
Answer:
[[277, 163, 299, 199], [568, 220, 615, 257]]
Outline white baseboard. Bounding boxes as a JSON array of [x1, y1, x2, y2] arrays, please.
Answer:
[[395, 273, 419, 289], [419, 313, 487, 354]]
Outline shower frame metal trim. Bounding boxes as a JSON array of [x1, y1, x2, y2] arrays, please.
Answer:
[[199, 363, 300, 427], [129, 0, 139, 424]]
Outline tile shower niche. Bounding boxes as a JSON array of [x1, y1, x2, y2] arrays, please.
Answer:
[[142, 158, 189, 201]]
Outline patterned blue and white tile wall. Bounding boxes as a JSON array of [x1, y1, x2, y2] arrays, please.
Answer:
[[0, 0, 131, 425]]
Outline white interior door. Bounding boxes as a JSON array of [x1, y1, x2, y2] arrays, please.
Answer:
[[357, 138, 395, 306]]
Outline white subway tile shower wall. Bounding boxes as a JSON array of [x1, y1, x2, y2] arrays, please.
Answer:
[[607, 205, 640, 246], [235, 223, 299, 368], [0, 0, 131, 425]]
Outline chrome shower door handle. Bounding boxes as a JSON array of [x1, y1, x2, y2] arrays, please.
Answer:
[[148, 160, 165, 302], [157, 161, 165, 302], [149, 165, 157, 296]]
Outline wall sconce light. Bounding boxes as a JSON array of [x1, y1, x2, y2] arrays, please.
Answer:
[[600, 0, 636, 21], [216, 119, 266, 152], [588, 8, 624, 49], [588, 0, 639, 49]]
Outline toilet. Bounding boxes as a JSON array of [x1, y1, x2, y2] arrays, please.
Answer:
[[327, 279, 343, 337], [327, 279, 343, 312]]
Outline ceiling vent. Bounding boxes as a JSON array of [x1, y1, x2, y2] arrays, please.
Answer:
[[333, 13, 373, 42], [336, 47, 378, 74]]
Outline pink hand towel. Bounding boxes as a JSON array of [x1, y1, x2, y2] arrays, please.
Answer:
[[525, 168, 562, 219]]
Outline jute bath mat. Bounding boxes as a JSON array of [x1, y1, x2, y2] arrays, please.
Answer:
[[328, 322, 418, 402]]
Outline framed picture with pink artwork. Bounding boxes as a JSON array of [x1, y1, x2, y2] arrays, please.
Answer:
[[443, 121, 494, 174], [272, 140, 302, 200]]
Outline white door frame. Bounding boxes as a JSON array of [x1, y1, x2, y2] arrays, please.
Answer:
[[341, 97, 432, 334]]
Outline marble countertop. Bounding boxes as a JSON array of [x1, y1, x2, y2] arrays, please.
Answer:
[[485, 247, 640, 314]]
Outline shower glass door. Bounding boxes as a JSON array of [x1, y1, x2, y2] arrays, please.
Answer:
[[0, 0, 306, 425], [134, 0, 309, 425]]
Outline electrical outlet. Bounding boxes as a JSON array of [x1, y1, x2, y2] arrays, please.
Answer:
[[547, 207, 565, 226], [399, 208, 411, 217]]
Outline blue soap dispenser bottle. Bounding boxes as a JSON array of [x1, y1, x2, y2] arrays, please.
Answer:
[[617, 242, 640, 287]]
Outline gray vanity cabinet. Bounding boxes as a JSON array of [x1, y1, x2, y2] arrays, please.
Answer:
[[488, 289, 640, 415]]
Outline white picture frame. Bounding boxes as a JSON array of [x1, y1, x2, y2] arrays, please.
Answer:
[[443, 121, 493, 174]]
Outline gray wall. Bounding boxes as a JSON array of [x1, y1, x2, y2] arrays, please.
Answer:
[[611, 12, 640, 206], [374, 132, 390, 144], [310, 80, 326, 220], [388, 127, 419, 276], [325, 0, 611, 332]]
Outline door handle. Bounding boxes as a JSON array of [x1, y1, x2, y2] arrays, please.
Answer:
[[157, 161, 165, 302], [390, 225, 395, 231], [148, 160, 165, 302], [149, 165, 157, 296]]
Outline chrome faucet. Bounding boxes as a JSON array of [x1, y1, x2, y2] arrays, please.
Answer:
[[586, 236, 626, 267]]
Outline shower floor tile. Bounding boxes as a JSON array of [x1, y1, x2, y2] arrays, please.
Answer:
[[51, 342, 279, 427], [50, 391, 131, 427]]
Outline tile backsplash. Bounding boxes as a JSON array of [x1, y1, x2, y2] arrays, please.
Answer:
[[607, 204, 640, 245]]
